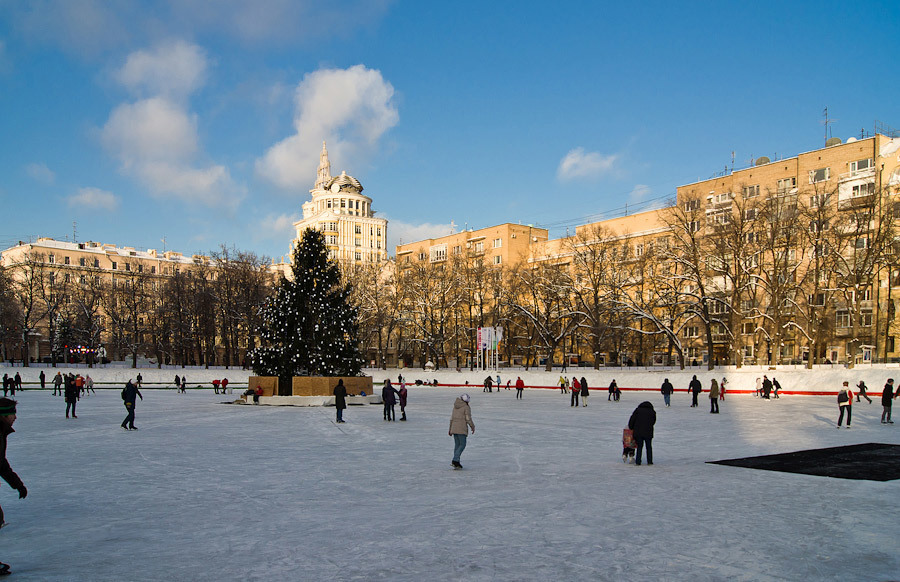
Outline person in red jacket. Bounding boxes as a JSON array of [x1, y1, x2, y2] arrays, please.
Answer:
[[0, 398, 28, 575], [221, 378, 229, 394], [212, 379, 221, 394], [515, 376, 525, 399], [571, 377, 580, 407]]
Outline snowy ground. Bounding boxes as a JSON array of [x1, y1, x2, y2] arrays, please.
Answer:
[[0, 378, 898, 581]]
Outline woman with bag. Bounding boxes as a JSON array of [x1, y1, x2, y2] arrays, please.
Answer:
[[837, 381, 853, 428]]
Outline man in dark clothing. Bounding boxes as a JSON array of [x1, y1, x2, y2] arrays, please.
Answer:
[[333, 379, 347, 423], [382, 380, 399, 421], [398, 383, 408, 420], [772, 377, 782, 399], [483, 376, 493, 393], [64, 374, 79, 418], [661, 378, 674, 407], [883, 379, 896, 424], [136, 373, 143, 388], [12, 374, 21, 394], [0, 398, 27, 575], [121, 380, 143, 430], [52, 372, 62, 396], [608, 379, 617, 401], [628, 401, 656, 466], [689, 376, 702, 407], [39, 370, 46, 390], [762, 376, 773, 399]]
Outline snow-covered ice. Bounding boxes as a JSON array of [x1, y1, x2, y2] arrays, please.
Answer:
[[0, 368, 898, 581]]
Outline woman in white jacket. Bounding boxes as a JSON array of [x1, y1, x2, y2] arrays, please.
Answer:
[[449, 394, 475, 469]]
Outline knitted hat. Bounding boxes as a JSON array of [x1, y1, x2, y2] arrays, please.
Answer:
[[0, 398, 17, 416], [460, 393, 470, 403]]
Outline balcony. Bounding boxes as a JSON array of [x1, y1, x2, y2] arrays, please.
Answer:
[[838, 167, 875, 182]]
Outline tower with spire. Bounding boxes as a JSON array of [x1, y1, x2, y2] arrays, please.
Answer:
[[314, 141, 332, 192]]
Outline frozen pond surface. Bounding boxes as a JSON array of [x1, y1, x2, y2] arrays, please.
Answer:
[[1, 384, 898, 581]]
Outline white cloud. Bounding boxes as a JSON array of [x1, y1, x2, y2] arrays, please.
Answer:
[[68, 187, 119, 211], [629, 184, 651, 202], [101, 97, 198, 164], [557, 148, 618, 181], [115, 40, 208, 100], [26, 162, 55, 184], [384, 217, 455, 255], [256, 64, 399, 190]]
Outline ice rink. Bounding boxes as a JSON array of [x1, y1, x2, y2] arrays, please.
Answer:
[[1, 383, 898, 581]]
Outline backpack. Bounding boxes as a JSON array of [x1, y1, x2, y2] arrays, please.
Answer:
[[122, 388, 127, 401], [838, 390, 849, 404]]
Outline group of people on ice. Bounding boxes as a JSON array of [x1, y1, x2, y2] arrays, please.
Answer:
[[835, 378, 898, 428]]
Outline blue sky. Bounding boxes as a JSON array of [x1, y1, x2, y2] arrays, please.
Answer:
[[1, 1, 898, 262]]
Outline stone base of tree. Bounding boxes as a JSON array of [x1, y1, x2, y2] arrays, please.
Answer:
[[242, 393, 382, 407], [291, 376, 372, 397]]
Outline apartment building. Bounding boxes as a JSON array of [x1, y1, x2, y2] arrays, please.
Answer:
[[396, 223, 549, 269]]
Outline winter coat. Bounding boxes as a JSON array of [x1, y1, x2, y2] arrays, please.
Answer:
[[661, 380, 674, 395], [883, 383, 895, 406], [382, 384, 398, 405], [515, 378, 525, 390], [608, 381, 617, 394], [689, 378, 702, 394], [449, 398, 474, 435], [581, 381, 589, 397], [398, 386, 408, 407], [572, 378, 581, 391], [122, 381, 142, 406], [709, 379, 719, 400], [53, 374, 62, 388], [333, 381, 347, 410], [838, 388, 853, 407], [64, 378, 79, 403], [628, 401, 656, 439], [0, 423, 24, 492]]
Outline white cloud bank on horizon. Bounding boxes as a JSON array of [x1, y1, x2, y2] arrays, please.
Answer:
[[256, 65, 399, 190], [557, 147, 618, 181], [100, 40, 242, 208], [68, 187, 119, 211], [26, 162, 55, 184]]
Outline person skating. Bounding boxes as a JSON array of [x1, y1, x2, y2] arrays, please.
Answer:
[[882, 379, 895, 424], [180, 376, 187, 393], [515, 376, 525, 399], [382, 380, 399, 421], [398, 382, 408, 421], [85, 374, 95, 395], [121, 379, 143, 430], [559, 376, 567, 394], [483, 376, 493, 393], [754, 377, 761, 398], [64, 374, 79, 418], [837, 381, 853, 428], [12, 374, 21, 394], [857, 381, 872, 404], [52, 371, 63, 396], [571, 377, 580, 407], [628, 401, 656, 466], [720, 377, 726, 400], [608, 379, 617, 401], [449, 394, 475, 469], [689, 375, 701, 407], [0, 397, 28, 575], [580, 377, 589, 406], [709, 378, 719, 413], [762, 376, 773, 399], [333, 379, 347, 423], [174, 375, 180, 391], [772, 377, 781, 399], [136, 373, 142, 388], [661, 378, 673, 407], [39, 370, 45, 390]]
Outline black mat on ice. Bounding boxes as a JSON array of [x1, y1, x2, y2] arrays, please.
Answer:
[[708, 443, 900, 481]]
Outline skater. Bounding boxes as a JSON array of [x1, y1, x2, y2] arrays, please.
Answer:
[[882, 379, 895, 424], [856, 381, 872, 403], [559, 375, 567, 394], [505, 380, 511, 390], [13, 374, 21, 394], [221, 378, 229, 394], [39, 370, 45, 390], [121, 379, 143, 430], [772, 377, 781, 399], [720, 377, 727, 400], [75, 374, 84, 397], [762, 376, 773, 399], [0, 397, 28, 575], [661, 378, 674, 407], [212, 379, 221, 394], [755, 377, 762, 398], [333, 379, 347, 423], [64, 374, 79, 418], [837, 381, 853, 428], [85, 374, 95, 394], [580, 377, 589, 406], [622, 427, 636, 463], [52, 371, 63, 396], [180, 376, 187, 393], [382, 380, 399, 421], [571, 377, 580, 407], [449, 394, 474, 469], [689, 375, 701, 407], [135, 373, 142, 389], [174, 375, 180, 391], [496, 374, 501, 389], [608, 379, 617, 401], [483, 375, 493, 393], [515, 376, 525, 399], [398, 382, 408, 420], [628, 401, 656, 466], [709, 378, 719, 413]]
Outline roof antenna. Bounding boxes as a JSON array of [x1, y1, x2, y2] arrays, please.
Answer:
[[72, 221, 77, 243]]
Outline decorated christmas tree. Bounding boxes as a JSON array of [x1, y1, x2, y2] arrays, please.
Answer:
[[251, 228, 364, 391]]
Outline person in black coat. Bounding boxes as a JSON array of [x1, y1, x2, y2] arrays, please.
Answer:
[[0, 397, 27, 574], [762, 376, 773, 399], [689, 375, 702, 407], [608, 379, 617, 401], [121, 380, 143, 430], [661, 378, 674, 407], [883, 379, 896, 424], [382, 380, 399, 421], [39, 370, 46, 390], [64, 374, 79, 418], [333, 379, 347, 423], [628, 401, 656, 465]]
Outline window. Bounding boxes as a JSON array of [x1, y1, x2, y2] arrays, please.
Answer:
[[706, 209, 730, 225], [418, 252, 426, 261], [810, 219, 829, 233], [452, 245, 461, 255], [151, 266, 156, 274], [354, 252, 361, 261], [683, 199, 701, 212], [836, 309, 851, 328], [111, 261, 117, 270], [709, 301, 729, 314], [810, 193, 831, 208], [326, 235, 338, 245], [742, 185, 759, 198], [429, 244, 447, 262], [810, 292, 826, 306], [743, 231, 757, 244], [743, 208, 757, 221], [743, 344, 755, 358], [684, 326, 699, 338], [64, 256, 70, 265], [125, 263, 131, 272], [776, 177, 796, 194], [138, 264, 143, 273], [492, 238, 502, 249], [48, 254, 55, 264], [742, 322, 754, 335], [79, 275, 85, 284], [79, 257, 85, 267], [889, 336, 896, 353], [354, 238, 361, 247], [849, 158, 873, 174], [93, 258, 99, 268], [493, 255, 502, 265], [635, 243, 644, 257], [64, 273, 70, 283], [851, 182, 875, 197], [855, 238, 869, 249], [48, 273, 55, 284], [475, 241, 484, 253], [354, 225, 362, 234], [809, 167, 830, 183], [860, 309, 874, 327], [687, 221, 700, 233]]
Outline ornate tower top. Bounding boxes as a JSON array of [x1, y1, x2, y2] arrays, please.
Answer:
[[314, 140, 332, 191]]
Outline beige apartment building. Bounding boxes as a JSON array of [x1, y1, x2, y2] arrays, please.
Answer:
[[291, 142, 388, 267], [396, 223, 549, 269]]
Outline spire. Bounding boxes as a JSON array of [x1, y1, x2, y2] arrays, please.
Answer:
[[314, 140, 332, 191]]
